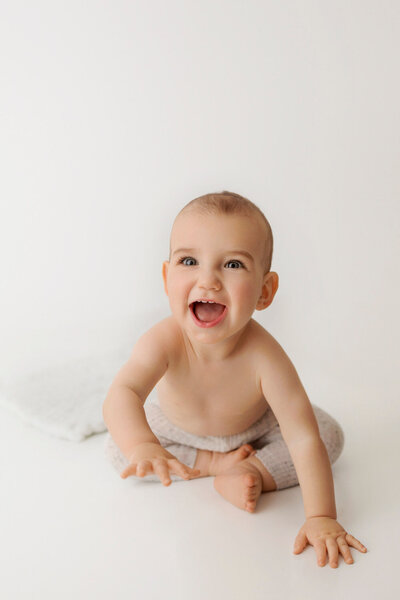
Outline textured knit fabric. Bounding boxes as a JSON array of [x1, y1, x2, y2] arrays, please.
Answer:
[[0, 353, 124, 442], [104, 399, 344, 489]]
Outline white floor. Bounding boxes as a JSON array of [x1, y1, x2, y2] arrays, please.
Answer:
[[1, 382, 399, 600]]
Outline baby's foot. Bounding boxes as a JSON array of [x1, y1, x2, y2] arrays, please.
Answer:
[[213, 461, 263, 513], [209, 444, 256, 476]]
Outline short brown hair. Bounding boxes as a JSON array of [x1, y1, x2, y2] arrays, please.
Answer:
[[175, 190, 273, 273]]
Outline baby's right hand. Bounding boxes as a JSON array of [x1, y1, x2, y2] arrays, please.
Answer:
[[120, 442, 201, 486]]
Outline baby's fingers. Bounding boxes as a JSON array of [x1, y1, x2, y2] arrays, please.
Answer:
[[314, 541, 327, 567], [120, 463, 138, 479], [345, 534, 367, 553], [337, 536, 354, 565], [122, 459, 152, 478], [326, 537, 339, 568], [169, 459, 201, 480], [153, 460, 173, 486], [136, 459, 152, 477]]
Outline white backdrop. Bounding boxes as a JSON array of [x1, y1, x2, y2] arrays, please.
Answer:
[[0, 0, 398, 417]]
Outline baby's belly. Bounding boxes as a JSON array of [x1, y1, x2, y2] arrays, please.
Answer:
[[156, 394, 269, 436]]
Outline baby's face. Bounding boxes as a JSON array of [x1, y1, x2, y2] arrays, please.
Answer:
[[162, 211, 276, 344]]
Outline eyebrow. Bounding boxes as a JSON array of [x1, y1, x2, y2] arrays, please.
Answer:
[[171, 248, 255, 262]]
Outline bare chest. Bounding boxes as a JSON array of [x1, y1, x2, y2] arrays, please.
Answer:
[[155, 354, 268, 436]]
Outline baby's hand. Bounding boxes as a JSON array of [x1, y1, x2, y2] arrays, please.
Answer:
[[120, 442, 201, 486], [293, 517, 367, 568]]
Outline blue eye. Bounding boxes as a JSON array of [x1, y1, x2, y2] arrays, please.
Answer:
[[225, 260, 243, 269], [177, 257, 244, 268], [179, 257, 197, 266]]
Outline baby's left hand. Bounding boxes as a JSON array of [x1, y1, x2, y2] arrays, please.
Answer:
[[293, 517, 367, 568]]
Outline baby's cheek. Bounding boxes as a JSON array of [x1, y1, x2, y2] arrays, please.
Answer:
[[236, 282, 258, 304]]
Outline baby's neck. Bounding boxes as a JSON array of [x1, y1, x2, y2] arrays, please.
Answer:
[[182, 322, 252, 363]]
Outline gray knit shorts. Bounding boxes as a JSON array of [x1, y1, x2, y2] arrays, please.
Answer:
[[104, 399, 344, 490]]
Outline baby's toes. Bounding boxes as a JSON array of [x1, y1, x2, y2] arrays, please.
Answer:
[[244, 473, 259, 498], [243, 472, 258, 494], [244, 487, 258, 512], [237, 444, 254, 459], [243, 472, 261, 511], [245, 498, 257, 513]]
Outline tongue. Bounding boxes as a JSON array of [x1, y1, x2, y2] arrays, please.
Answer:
[[194, 302, 225, 322]]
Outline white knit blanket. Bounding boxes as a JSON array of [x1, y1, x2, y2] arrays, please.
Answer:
[[0, 310, 167, 442], [0, 348, 130, 442]]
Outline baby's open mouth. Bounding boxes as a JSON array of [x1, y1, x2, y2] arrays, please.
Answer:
[[190, 301, 226, 323]]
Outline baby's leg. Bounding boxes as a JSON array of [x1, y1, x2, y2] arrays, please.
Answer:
[[253, 406, 345, 491], [213, 405, 345, 512], [194, 445, 257, 477], [140, 440, 257, 480], [105, 434, 254, 482], [213, 458, 271, 513]]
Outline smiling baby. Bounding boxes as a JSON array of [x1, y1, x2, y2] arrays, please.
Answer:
[[103, 191, 367, 568]]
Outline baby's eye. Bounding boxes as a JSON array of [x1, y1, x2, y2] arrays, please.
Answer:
[[179, 257, 197, 266], [225, 260, 244, 269]]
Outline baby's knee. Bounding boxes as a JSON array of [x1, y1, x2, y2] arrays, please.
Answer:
[[314, 408, 345, 465], [327, 421, 345, 464], [104, 433, 130, 475]]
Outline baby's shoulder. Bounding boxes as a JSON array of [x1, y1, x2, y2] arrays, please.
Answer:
[[248, 318, 277, 348], [144, 316, 183, 360], [247, 319, 290, 365]]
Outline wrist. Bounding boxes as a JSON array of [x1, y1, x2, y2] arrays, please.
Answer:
[[306, 514, 337, 520], [126, 440, 161, 461]]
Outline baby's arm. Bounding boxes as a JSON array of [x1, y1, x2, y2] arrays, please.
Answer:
[[256, 334, 367, 567], [102, 321, 200, 484], [257, 338, 336, 518]]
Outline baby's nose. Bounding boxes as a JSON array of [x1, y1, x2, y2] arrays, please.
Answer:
[[198, 270, 221, 290]]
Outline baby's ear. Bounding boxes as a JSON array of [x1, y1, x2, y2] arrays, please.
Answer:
[[256, 271, 279, 310], [162, 261, 169, 296]]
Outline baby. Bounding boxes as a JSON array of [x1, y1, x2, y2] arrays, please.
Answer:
[[103, 191, 367, 568]]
